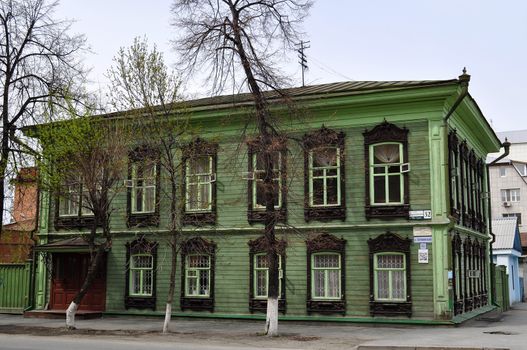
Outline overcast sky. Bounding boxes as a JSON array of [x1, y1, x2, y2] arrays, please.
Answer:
[[55, 0, 527, 132]]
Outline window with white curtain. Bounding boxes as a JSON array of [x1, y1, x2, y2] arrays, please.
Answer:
[[311, 253, 341, 299], [374, 253, 406, 301]]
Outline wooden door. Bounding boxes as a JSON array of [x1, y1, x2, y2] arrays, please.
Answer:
[[50, 253, 106, 311]]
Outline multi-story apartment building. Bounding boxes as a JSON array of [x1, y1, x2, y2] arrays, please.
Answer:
[[488, 129, 527, 301], [29, 74, 501, 324]]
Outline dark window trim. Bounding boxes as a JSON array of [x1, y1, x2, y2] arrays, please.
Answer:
[[303, 126, 346, 222], [181, 138, 218, 226], [180, 237, 216, 312], [247, 236, 287, 313], [246, 137, 287, 224], [306, 233, 346, 314], [448, 130, 461, 221], [54, 183, 98, 230], [363, 121, 410, 219], [367, 231, 412, 317], [126, 146, 161, 228], [125, 236, 158, 310], [451, 232, 463, 315]]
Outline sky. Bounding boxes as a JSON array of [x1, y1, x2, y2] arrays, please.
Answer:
[[55, 0, 527, 132]]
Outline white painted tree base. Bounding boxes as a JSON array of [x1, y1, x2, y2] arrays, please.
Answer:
[[265, 297, 279, 337], [66, 302, 79, 329], [163, 303, 172, 334]]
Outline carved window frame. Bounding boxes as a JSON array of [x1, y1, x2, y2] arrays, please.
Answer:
[[303, 127, 346, 222], [367, 232, 412, 317], [246, 137, 287, 224], [127, 147, 161, 228], [451, 232, 464, 315], [306, 233, 346, 314], [180, 237, 216, 311], [363, 121, 409, 219], [125, 236, 158, 310], [448, 130, 461, 221], [247, 236, 287, 313], [182, 138, 218, 226]]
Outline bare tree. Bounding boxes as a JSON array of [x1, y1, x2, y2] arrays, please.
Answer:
[[171, 0, 312, 336], [37, 112, 130, 329], [0, 0, 87, 240], [107, 37, 190, 334]]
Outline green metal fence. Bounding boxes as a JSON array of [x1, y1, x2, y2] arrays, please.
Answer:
[[493, 264, 510, 312], [0, 263, 30, 313]]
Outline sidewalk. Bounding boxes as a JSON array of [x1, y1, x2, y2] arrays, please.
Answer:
[[0, 304, 526, 350]]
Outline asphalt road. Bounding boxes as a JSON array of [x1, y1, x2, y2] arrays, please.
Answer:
[[0, 334, 295, 350]]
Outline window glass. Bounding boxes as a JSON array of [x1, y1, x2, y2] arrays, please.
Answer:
[[370, 143, 404, 205], [374, 253, 406, 301], [253, 253, 283, 299], [501, 188, 521, 202], [185, 254, 211, 297], [130, 254, 153, 296], [131, 161, 156, 213], [59, 183, 80, 216], [186, 156, 213, 212], [309, 147, 340, 207], [499, 167, 507, 177], [253, 152, 281, 209], [312, 253, 341, 299]]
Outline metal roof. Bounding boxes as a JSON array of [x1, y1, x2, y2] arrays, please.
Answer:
[[497, 130, 527, 144], [492, 217, 522, 252], [182, 80, 458, 107]]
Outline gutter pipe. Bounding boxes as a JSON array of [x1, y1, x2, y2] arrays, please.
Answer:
[[444, 68, 470, 123]]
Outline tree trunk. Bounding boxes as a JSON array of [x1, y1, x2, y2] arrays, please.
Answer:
[[65, 243, 106, 329], [0, 124, 10, 240], [163, 234, 178, 333]]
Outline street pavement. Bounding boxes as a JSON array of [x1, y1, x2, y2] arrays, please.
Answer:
[[0, 303, 526, 349]]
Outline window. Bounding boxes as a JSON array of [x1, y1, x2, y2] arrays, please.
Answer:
[[514, 163, 527, 176], [252, 152, 282, 210], [312, 253, 341, 299], [55, 180, 95, 229], [303, 127, 346, 222], [309, 147, 341, 207], [129, 254, 153, 296], [501, 188, 520, 202], [374, 253, 406, 301], [369, 143, 406, 205], [59, 183, 80, 217], [364, 121, 409, 218], [186, 156, 214, 212], [499, 167, 507, 177], [448, 131, 461, 219], [180, 237, 216, 311], [127, 147, 160, 228], [131, 161, 156, 214], [306, 233, 346, 314], [368, 232, 412, 316], [248, 236, 287, 313], [253, 253, 283, 299], [125, 237, 157, 310], [185, 255, 211, 297], [503, 213, 522, 225], [246, 138, 287, 223], [182, 138, 218, 225]]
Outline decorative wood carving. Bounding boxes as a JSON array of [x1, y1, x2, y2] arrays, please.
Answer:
[[126, 146, 160, 228], [363, 121, 409, 219], [303, 126, 346, 222], [180, 237, 216, 312], [448, 130, 460, 221], [125, 236, 158, 310], [306, 233, 346, 314], [368, 232, 412, 317], [182, 138, 218, 226], [248, 236, 287, 313]]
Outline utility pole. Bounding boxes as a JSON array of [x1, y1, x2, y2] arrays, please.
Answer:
[[296, 41, 310, 87]]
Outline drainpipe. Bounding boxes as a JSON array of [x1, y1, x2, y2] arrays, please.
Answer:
[[486, 132, 510, 307], [444, 68, 470, 123]]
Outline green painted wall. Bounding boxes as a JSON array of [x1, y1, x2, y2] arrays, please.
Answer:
[[34, 82, 501, 322]]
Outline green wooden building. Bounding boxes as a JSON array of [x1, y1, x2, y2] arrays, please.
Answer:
[[30, 72, 502, 324]]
